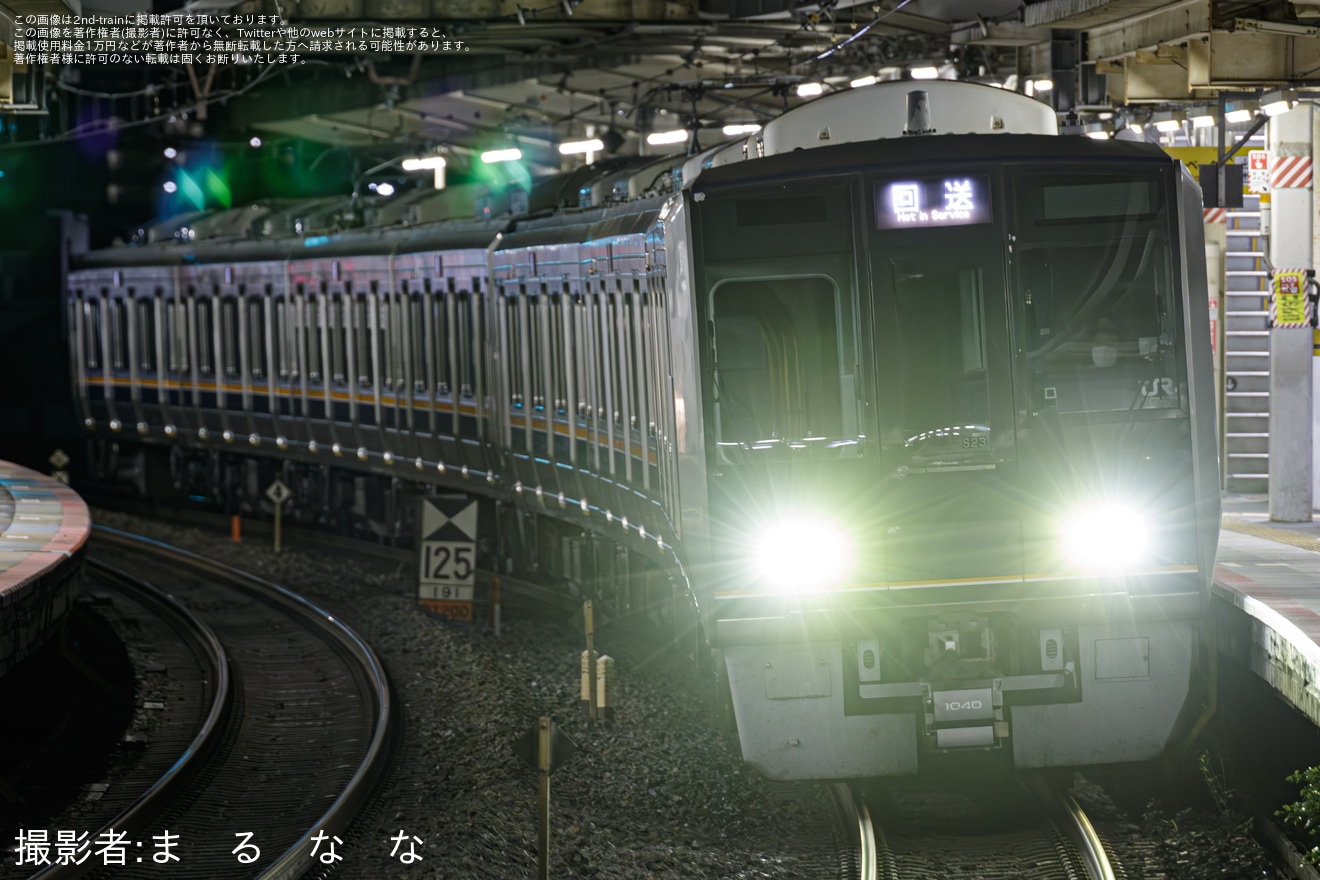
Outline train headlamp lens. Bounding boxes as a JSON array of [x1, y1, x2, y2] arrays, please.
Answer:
[[753, 517, 852, 592], [1061, 505, 1150, 569]]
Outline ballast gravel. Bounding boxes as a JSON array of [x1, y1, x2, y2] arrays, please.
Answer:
[[88, 510, 1288, 880]]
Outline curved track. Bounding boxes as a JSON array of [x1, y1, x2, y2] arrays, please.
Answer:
[[29, 527, 394, 879]]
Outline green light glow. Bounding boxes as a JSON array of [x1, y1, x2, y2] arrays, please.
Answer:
[[204, 168, 231, 208], [178, 171, 206, 209]]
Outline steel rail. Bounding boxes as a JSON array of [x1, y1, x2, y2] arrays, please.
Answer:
[[831, 783, 879, 880], [1054, 789, 1119, 880], [90, 526, 395, 880], [29, 558, 232, 880]]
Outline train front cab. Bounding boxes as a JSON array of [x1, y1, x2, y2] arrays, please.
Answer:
[[687, 136, 1221, 780]]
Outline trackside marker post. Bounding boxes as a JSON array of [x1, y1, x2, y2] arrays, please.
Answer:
[[582, 600, 597, 725], [513, 717, 577, 880], [265, 479, 292, 553]]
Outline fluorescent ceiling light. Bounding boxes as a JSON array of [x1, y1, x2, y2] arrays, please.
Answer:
[[796, 82, 824, 97], [910, 66, 939, 80], [1032, 78, 1054, 92], [850, 75, 877, 88], [1225, 108, 1254, 123], [558, 138, 604, 155], [402, 156, 447, 171], [1263, 100, 1294, 117], [722, 123, 762, 136], [1155, 119, 1182, 132], [1191, 114, 1215, 128], [480, 148, 522, 163], [646, 129, 689, 145]]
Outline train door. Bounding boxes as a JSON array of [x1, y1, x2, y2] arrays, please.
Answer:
[[868, 175, 1022, 588]]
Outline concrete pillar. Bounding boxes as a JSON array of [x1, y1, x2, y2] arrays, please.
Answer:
[[1268, 105, 1314, 521], [1313, 107, 1320, 510]]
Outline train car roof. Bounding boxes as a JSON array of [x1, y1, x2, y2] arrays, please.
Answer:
[[691, 133, 1174, 193]]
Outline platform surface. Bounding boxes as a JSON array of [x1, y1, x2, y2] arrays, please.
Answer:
[[0, 460, 90, 676]]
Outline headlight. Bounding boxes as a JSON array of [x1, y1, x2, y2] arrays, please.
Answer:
[[1060, 504, 1150, 570], [752, 516, 852, 592]]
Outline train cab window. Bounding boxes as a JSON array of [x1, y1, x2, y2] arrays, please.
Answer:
[[1013, 172, 1181, 416], [709, 275, 845, 451], [885, 255, 991, 442]]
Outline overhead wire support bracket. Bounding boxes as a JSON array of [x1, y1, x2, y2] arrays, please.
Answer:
[[1215, 91, 1268, 168]]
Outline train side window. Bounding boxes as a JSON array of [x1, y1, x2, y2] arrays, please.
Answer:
[[305, 286, 323, 385], [220, 297, 240, 377], [84, 294, 103, 369], [273, 296, 288, 380], [390, 290, 405, 392], [411, 292, 427, 392], [458, 291, 475, 398], [505, 293, 524, 407], [549, 287, 568, 415], [247, 297, 266, 379], [196, 292, 215, 375], [167, 297, 188, 373], [354, 293, 372, 388], [329, 288, 347, 385], [110, 297, 128, 371], [136, 295, 157, 373], [527, 288, 544, 410]]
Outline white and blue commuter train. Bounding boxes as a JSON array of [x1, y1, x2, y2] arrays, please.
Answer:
[[67, 80, 1222, 779]]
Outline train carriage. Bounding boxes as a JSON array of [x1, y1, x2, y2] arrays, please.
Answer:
[[66, 80, 1220, 780]]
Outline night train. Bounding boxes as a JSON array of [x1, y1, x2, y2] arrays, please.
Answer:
[[66, 80, 1221, 780]]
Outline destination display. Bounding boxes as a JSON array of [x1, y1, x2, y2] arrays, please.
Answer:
[[875, 176, 992, 230]]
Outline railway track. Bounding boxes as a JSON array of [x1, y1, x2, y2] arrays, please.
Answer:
[[838, 778, 1121, 880], [27, 527, 395, 879]]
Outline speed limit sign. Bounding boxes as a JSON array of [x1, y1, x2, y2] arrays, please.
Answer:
[[417, 495, 479, 620]]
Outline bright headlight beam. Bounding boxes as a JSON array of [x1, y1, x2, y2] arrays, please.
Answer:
[[1061, 505, 1150, 570], [753, 516, 852, 592]]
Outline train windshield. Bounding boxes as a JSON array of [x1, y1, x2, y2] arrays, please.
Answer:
[[1013, 171, 1182, 416], [698, 184, 863, 462], [710, 275, 847, 449], [882, 253, 993, 448]]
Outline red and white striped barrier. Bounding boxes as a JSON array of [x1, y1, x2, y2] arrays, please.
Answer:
[[1272, 156, 1313, 189], [1203, 208, 1227, 224]]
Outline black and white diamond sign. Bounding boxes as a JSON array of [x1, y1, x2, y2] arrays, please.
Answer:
[[421, 495, 479, 542], [418, 496, 479, 604]]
